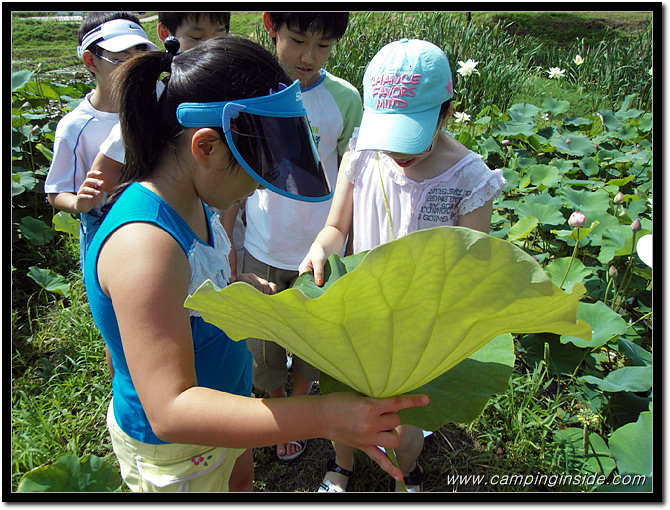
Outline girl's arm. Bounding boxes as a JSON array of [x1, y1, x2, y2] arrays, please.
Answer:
[[458, 196, 495, 234], [98, 221, 427, 481], [298, 150, 355, 285]]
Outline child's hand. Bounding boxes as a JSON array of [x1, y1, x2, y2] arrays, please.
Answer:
[[75, 170, 106, 214], [298, 244, 328, 286], [320, 392, 429, 482], [232, 273, 277, 295]]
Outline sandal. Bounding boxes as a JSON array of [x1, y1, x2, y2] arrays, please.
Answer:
[[276, 440, 307, 461], [317, 458, 353, 492], [397, 462, 424, 492]]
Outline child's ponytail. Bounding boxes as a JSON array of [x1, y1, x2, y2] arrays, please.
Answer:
[[112, 43, 179, 190]]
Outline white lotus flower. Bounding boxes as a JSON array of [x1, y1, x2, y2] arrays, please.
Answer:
[[457, 59, 480, 77], [548, 67, 566, 79], [454, 112, 471, 123]]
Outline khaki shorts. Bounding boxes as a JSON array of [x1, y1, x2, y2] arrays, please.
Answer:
[[107, 401, 244, 492], [242, 249, 320, 391]]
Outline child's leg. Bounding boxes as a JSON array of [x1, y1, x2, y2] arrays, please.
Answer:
[[395, 425, 424, 491], [320, 442, 355, 491], [228, 448, 254, 492]]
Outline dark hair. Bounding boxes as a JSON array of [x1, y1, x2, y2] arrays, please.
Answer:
[[158, 12, 231, 35], [112, 37, 290, 197], [266, 12, 349, 41]]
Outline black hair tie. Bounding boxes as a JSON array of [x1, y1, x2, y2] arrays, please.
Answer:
[[161, 36, 180, 72]]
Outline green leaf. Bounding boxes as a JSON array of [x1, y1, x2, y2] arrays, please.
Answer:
[[599, 110, 625, 131], [185, 227, 591, 398], [552, 135, 596, 157], [12, 171, 38, 196], [580, 366, 652, 393], [12, 70, 34, 92], [507, 216, 538, 241], [518, 333, 587, 376], [560, 300, 627, 349], [17, 455, 122, 492], [542, 98, 570, 116], [515, 202, 565, 226], [19, 216, 53, 246], [52, 212, 81, 237], [492, 121, 536, 138], [553, 428, 616, 477], [528, 164, 561, 188], [616, 338, 652, 367], [608, 410, 652, 477], [508, 103, 541, 122], [557, 187, 610, 217], [27, 266, 71, 297], [544, 257, 592, 291], [321, 334, 515, 430]]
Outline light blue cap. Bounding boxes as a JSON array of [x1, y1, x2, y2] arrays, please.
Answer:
[[356, 39, 453, 154]]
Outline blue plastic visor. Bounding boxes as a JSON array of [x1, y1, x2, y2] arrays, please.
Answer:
[[176, 80, 331, 202]]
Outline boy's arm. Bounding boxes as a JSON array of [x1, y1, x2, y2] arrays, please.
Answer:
[[219, 202, 241, 279], [90, 151, 124, 194]]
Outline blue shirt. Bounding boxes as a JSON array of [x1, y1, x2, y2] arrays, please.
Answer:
[[84, 182, 252, 444]]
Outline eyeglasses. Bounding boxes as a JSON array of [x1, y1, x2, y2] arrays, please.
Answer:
[[92, 51, 130, 65]]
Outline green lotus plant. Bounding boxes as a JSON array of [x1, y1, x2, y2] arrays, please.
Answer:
[[186, 226, 590, 400]]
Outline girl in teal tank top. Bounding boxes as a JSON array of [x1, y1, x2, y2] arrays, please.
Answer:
[[83, 36, 428, 492]]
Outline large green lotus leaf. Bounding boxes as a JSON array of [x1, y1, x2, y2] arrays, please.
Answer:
[[320, 333, 515, 430], [560, 300, 627, 349], [608, 410, 653, 478], [185, 227, 591, 398]]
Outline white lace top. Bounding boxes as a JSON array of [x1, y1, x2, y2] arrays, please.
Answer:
[[344, 129, 506, 254], [186, 208, 232, 317]]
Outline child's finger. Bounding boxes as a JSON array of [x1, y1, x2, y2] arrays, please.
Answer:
[[384, 394, 430, 413], [358, 444, 404, 482], [313, 263, 325, 287]]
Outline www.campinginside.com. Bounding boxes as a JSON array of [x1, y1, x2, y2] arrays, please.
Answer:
[[444, 472, 648, 490]]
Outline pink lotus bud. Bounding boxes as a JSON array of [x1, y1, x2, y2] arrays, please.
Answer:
[[568, 211, 586, 228], [502, 139, 510, 146], [565, 138, 572, 144], [609, 265, 618, 278], [631, 218, 641, 232], [613, 192, 624, 204]]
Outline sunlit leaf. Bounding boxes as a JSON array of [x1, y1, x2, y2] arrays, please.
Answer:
[[52, 211, 81, 237], [507, 216, 538, 240], [321, 333, 515, 430], [186, 227, 590, 398]]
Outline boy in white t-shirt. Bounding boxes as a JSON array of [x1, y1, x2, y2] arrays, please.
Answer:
[[219, 12, 363, 463], [86, 12, 231, 195], [45, 12, 157, 268]]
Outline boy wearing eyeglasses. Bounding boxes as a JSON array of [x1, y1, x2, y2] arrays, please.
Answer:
[[45, 12, 157, 268]]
